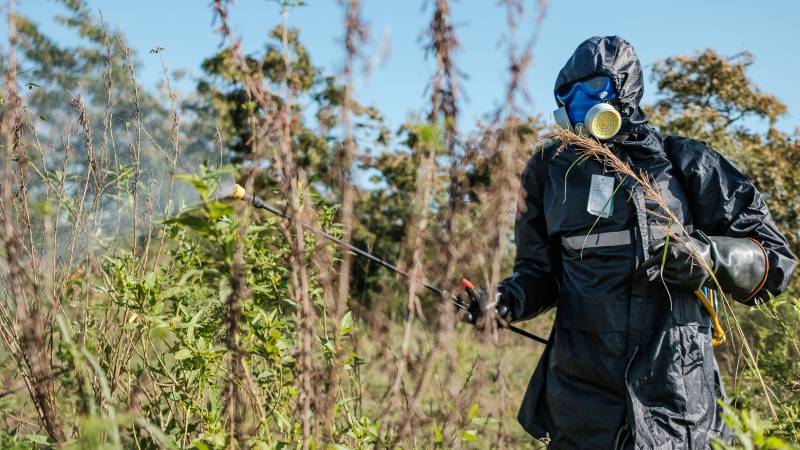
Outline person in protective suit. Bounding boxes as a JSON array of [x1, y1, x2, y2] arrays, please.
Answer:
[[470, 36, 797, 449]]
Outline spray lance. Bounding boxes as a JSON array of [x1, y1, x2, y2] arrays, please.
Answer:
[[227, 183, 548, 345]]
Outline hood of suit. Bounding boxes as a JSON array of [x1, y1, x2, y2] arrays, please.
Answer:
[[554, 36, 647, 131]]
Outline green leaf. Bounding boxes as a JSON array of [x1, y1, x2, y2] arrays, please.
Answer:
[[319, 336, 335, 357], [432, 423, 443, 444], [149, 300, 165, 316], [764, 436, 788, 448], [175, 349, 192, 361], [143, 271, 157, 290], [164, 214, 209, 232], [205, 201, 234, 220], [185, 310, 204, 341], [471, 416, 499, 426], [159, 285, 185, 300], [462, 429, 478, 442], [468, 403, 479, 419], [339, 310, 353, 336], [25, 434, 51, 445]]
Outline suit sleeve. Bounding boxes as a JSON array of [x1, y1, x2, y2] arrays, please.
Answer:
[[666, 137, 796, 303], [500, 150, 562, 321]]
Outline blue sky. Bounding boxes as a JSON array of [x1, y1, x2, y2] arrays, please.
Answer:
[[15, 0, 800, 134]]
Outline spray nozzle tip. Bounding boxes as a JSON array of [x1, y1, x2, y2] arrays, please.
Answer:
[[230, 184, 246, 201]]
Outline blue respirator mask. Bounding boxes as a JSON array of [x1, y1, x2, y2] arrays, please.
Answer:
[[553, 75, 622, 140]]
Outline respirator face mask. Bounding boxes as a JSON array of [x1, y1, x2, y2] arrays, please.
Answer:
[[553, 75, 622, 140]]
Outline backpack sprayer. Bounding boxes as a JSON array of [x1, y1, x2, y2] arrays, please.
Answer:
[[227, 183, 548, 344]]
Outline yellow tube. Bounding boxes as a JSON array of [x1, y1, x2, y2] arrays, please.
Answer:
[[694, 289, 726, 346]]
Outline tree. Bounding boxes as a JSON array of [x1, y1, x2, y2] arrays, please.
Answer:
[[184, 26, 388, 194]]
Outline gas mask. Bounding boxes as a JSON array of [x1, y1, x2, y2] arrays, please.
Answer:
[[553, 75, 622, 140]]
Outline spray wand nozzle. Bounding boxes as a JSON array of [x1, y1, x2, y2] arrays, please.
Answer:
[[229, 183, 247, 201], [225, 183, 548, 345], [226, 183, 287, 218]]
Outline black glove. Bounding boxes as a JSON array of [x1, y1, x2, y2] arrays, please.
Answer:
[[642, 231, 713, 291], [642, 230, 768, 303], [456, 279, 513, 325]]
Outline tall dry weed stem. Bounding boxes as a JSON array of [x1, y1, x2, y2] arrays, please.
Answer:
[[0, 0, 65, 443], [211, 1, 330, 446], [386, 1, 462, 442]]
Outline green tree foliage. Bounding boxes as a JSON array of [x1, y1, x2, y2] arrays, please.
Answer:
[[184, 25, 388, 185], [186, 26, 317, 162]]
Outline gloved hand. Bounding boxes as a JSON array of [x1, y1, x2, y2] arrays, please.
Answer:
[[642, 230, 768, 303], [456, 279, 513, 326], [641, 230, 713, 292]]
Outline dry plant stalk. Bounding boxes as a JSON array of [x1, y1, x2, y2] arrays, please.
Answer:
[[95, 23, 142, 404], [544, 127, 716, 277], [428, 0, 462, 288], [276, 10, 320, 446], [386, 128, 438, 408], [212, 1, 323, 446], [316, 0, 370, 436], [543, 126, 780, 418], [66, 95, 95, 270], [473, 1, 548, 444], [388, 2, 549, 445], [427, 0, 462, 401], [0, 0, 65, 443], [117, 37, 143, 259], [335, 0, 366, 323], [212, 1, 270, 445], [153, 56, 183, 268], [385, 0, 463, 442]]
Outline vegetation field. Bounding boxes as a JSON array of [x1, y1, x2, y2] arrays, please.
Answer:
[[0, 1, 798, 448]]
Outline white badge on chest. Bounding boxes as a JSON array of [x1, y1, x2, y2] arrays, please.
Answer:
[[587, 174, 615, 218]]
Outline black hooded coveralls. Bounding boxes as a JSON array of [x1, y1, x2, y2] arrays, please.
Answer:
[[501, 36, 797, 449]]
